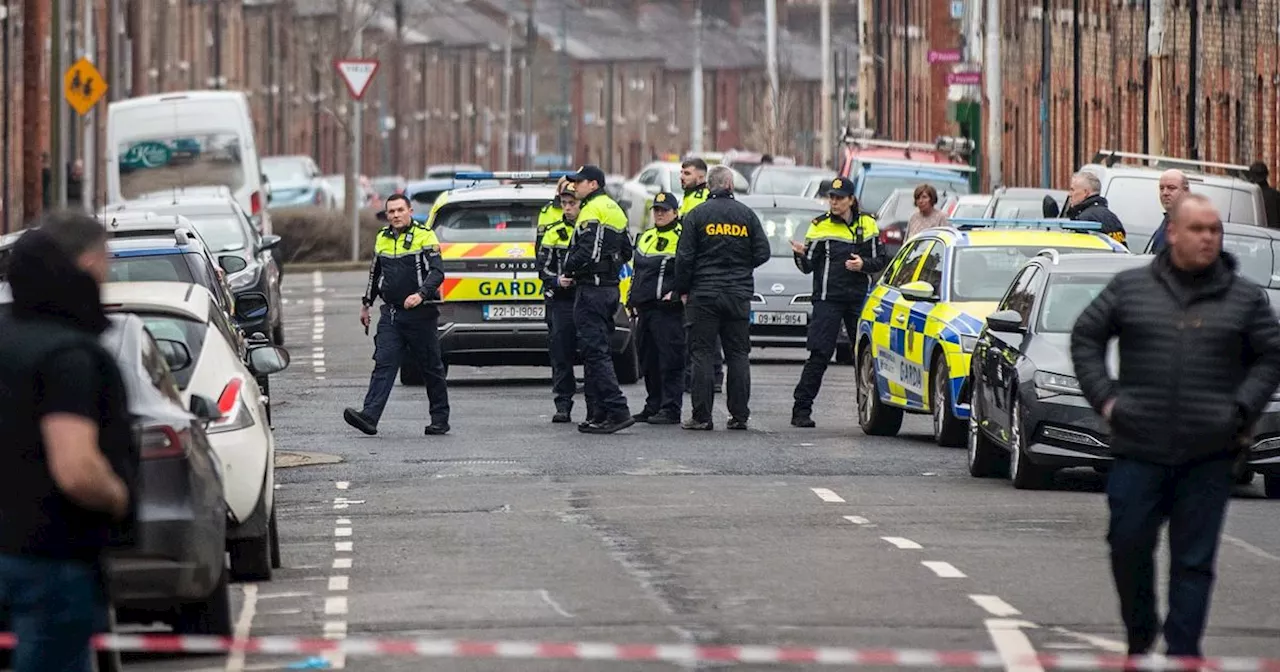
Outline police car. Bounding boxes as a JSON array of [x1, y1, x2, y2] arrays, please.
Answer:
[[401, 171, 638, 384], [854, 219, 1129, 446]]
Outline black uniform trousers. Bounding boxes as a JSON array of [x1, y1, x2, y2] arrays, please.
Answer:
[[574, 285, 630, 421], [636, 304, 685, 417], [792, 298, 864, 414], [362, 303, 450, 426], [687, 293, 751, 423], [685, 334, 723, 390], [546, 294, 592, 416]]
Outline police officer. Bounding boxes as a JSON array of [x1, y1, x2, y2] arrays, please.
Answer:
[[678, 157, 723, 392], [344, 193, 451, 436], [789, 177, 885, 427], [628, 191, 685, 425], [537, 182, 592, 423], [562, 165, 635, 434], [536, 176, 570, 258], [674, 165, 771, 430]]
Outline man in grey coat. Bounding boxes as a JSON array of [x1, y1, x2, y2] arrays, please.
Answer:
[[1070, 193, 1280, 658]]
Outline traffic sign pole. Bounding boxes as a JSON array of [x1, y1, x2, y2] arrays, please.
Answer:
[[335, 54, 380, 262]]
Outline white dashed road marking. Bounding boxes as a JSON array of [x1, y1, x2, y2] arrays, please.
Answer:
[[921, 561, 966, 578], [332, 557, 353, 570], [810, 487, 845, 503], [312, 273, 326, 379], [324, 596, 348, 615], [881, 537, 922, 550], [328, 576, 349, 591], [325, 481, 354, 669], [334, 527, 352, 537], [224, 584, 258, 672], [336, 481, 350, 490], [984, 619, 1045, 672], [970, 594, 1022, 617], [334, 541, 352, 552], [842, 515, 871, 525]]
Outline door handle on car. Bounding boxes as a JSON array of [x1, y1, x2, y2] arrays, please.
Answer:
[[871, 304, 884, 315], [893, 314, 906, 323]]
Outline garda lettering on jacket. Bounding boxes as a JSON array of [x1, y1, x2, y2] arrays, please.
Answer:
[[705, 223, 749, 237]]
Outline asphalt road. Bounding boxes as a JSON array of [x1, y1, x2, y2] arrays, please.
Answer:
[[126, 269, 1280, 672]]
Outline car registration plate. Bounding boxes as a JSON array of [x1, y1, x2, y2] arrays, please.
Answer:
[[483, 303, 545, 321], [751, 311, 807, 326]]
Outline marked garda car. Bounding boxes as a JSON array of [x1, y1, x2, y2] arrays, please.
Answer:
[[401, 171, 638, 384], [854, 219, 1129, 446]]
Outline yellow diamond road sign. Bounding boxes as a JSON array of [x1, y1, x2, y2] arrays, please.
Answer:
[[64, 57, 107, 116]]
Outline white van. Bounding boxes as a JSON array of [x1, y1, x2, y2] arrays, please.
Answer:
[[106, 91, 273, 234]]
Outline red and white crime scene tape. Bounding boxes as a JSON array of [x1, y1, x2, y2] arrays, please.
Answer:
[[2, 633, 1280, 670]]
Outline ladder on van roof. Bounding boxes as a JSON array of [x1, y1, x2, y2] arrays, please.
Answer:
[[1092, 149, 1251, 177]]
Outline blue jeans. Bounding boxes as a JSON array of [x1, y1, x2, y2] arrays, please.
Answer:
[[0, 554, 106, 672], [1106, 457, 1234, 657]]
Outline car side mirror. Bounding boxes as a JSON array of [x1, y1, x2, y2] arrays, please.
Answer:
[[219, 255, 248, 274], [258, 234, 281, 252], [155, 338, 192, 372], [248, 344, 291, 376], [1042, 195, 1061, 219], [644, 183, 661, 195], [986, 309, 1026, 334], [899, 280, 938, 302], [189, 394, 221, 422]]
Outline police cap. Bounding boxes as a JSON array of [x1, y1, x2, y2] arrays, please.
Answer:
[[559, 182, 578, 199], [567, 164, 607, 186], [650, 191, 678, 211], [826, 176, 855, 198]]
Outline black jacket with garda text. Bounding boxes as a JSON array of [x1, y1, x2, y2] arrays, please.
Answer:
[[673, 189, 771, 299], [1070, 251, 1280, 465]]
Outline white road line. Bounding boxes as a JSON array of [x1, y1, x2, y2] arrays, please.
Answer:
[[922, 561, 966, 578], [334, 527, 352, 537], [324, 596, 348, 615], [881, 537, 922, 550], [984, 619, 1044, 672], [810, 487, 845, 503], [538, 589, 574, 618], [323, 621, 348, 637], [336, 518, 351, 525], [842, 515, 871, 525], [970, 595, 1022, 617], [328, 576, 349, 591], [332, 557, 352, 569], [312, 346, 324, 352], [1224, 534, 1280, 562], [315, 376, 326, 380], [224, 584, 258, 672], [335, 541, 353, 552], [1049, 626, 1127, 653], [336, 481, 350, 490], [256, 591, 314, 600], [314, 368, 327, 374], [312, 270, 323, 287]]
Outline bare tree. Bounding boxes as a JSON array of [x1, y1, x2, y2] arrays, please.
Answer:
[[744, 48, 806, 159]]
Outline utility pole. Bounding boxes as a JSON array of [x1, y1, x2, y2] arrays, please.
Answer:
[[557, 0, 569, 166], [819, 0, 831, 168], [50, 0, 67, 210], [984, 0, 1002, 189], [2, 2, 11, 232], [212, 0, 223, 89], [83, 0, 96, 211], [108, 0, 121, 99], [349, 24, 363, 262], [266, 6, 276, 154], [1040, 0, 1051, 187], [857, 0, 870, 130], [21, 0, 44, 221], [390, 0, 403, 174], [690, 0, 704, 154], [765, 0, 779, 147], [523, 0, 535, 170], [500, 17, 513, 170]]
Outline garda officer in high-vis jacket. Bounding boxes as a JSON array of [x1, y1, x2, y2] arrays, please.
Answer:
[[344, 193, 451, 436], [789, 177, 885, 428], [535, 176, 570, 258], [628, 191, 685, 425], [562, 164, 635, 434], [537, 182, 592, 423]]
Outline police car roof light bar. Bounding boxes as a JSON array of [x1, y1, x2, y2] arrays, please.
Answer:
[[453, 171, 574, 183], [950, 217, 1102, 233], [1092, 149, 1251, 175]]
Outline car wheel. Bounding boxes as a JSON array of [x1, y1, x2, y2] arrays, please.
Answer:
[[967, 377, 1008, 478], [174, 567, 233, 635], [1265, 475, 1280, 499], [1009, 397, 1052, 490], [229, 524, 273, 582], [857, 345, 903, 436], [269, 507, 281, 569], [931, 358, 966, 447], [613, 337, 640, 385]]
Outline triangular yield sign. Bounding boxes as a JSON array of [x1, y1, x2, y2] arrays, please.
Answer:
[[334, 59, 380, 100]]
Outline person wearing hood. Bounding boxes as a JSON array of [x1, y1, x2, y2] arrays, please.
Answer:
[[1064, 171, 1127, 248], [0, 212, 138, 671], [1070, 194, 1280, 659]]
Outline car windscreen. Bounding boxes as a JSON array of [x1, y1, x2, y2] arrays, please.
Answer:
[[432, 202, 540, 243], [951, 201, 989, 219], [754, 207, 826, 256], [261, 158, 311, 184], [108, 254, 196, 283], [860, 174, 971, 213], [117, 132, 244, 201], [137, 313, 208, 390], [1036, 273, 1112, 333], [1103, 176, 1260, 250], [951, 245, 1104, 302], [409, 189, 447, 209], [185, 215, 249, 253], [877, 192, 917, 223], [1222, 233, 1277, 287], [753, 168, 833, 196]]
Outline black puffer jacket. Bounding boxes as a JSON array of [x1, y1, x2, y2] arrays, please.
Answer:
[[673, 189, 771, 299], [1064, 194, 1128, 248], [1070, 251, 1280, 465]]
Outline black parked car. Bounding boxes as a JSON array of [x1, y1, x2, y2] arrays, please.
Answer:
[[964, 250, 1280, 495]]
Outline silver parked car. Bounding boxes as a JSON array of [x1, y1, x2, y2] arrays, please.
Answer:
[[741, 195, 851, 360]]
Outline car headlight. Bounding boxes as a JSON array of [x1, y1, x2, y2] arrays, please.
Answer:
[[959, 334, 978, 353], [228, 262, 261, 291], [1035, 371, 1082, 397]]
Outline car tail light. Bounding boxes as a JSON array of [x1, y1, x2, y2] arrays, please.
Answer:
[[250, 191, 263, 216], [209, 377, 254, 434], [880, 228, 904, 244], [141, 426, 187, 460]]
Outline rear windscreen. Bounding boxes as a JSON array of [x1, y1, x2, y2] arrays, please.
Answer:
[[138, 313, 207, 390], [117, 132, 245, 200], [108, 255, 195, 283], [432, 203, 541, 243]]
